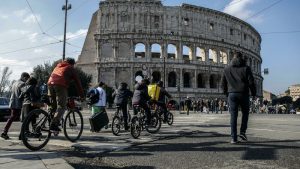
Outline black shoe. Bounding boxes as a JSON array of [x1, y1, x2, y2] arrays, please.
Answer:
[[124, 125, 130, 131], [1, 133, 9, 140], [50, 124, 61, 133], [239, 133, 248, 141]]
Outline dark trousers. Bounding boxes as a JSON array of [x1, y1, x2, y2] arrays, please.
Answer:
[[228, 93, 250, 141], [133, 102, 151, 124], [117, 103, 128, 127], [156, 102, 168, 119], [3, 109, 21, 134]]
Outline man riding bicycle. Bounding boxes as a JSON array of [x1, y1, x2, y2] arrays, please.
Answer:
[[47, 58, 84, 132], [156, 81, 172, 123]]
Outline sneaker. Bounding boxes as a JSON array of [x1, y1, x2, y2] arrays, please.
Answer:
[[1, 133, 9, 140], [239, 133, 248, 141], [50, 124, 61, 133], [230, 139, 239, 144]]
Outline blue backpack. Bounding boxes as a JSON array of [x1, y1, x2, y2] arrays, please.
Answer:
[[86, 88, 99, 105]]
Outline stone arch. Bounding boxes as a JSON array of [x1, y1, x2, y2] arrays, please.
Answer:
[[209, 74, 218, 88], [135, 70, 144, 79], [219, 50, 228, 64], [167, 44, 177, 59], [183, 72, 191, 88], [168, 71, 177, 87], [152, 71, 161, 82], [197, 73, 205, 88], [183, 45, 192, 61], [135, 43, 145, 58], [118, 42, 130, 58], [196, 47, 205, 61], [151, 43, 161, 59], [100, 43, 113, 58], [209, 49, 217, 63]]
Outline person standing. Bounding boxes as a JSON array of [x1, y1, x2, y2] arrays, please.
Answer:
[[47, 58, 84, 132], [1, 72, 30, 140], [185, 97, 192, 115], [222, 51, 256, 144]]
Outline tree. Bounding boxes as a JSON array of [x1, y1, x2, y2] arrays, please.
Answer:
[[0, 67, 12, 96]]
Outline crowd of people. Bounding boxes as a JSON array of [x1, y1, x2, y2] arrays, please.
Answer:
[[181, 98, 227, 114]]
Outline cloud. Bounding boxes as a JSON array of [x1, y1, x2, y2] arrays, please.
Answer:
[[0, 14, 8, 20], [33, 49, 43, 53], [28, 32, 39, 42], [0, 57, 29, 66], [23, 14, 41, 24], [7, 29, 30, 35], [223, 0, 257, 21], [44, 29, 88, 42], [13, 9, 28, 18]]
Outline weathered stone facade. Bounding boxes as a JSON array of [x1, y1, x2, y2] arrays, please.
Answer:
[[77, 0, 263, 102]]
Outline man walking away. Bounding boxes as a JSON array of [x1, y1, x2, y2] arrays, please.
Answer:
[[1, 72, 30, 140], [222, 51, 256, 144], [185, 97, 192, 115], [112, 82, 133, 130]]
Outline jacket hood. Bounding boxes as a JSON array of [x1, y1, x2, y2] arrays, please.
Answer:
[[134, 83, 145, 90], [230, 57, 246, 67], [57, 61, 70, 68], [118, 83, 127, 90]]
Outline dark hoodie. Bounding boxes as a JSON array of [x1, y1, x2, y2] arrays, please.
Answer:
[[112, 83, 133, 105], [222, 57, 256, 96], [132, 82, 151, 104]]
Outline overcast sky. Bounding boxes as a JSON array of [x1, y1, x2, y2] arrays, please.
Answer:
[[0, 0, 299, 95]]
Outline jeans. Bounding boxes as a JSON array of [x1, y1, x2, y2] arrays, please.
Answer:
[[3, 109, 21, 134], [48, 85, 67, 125], [228, 93, 250, 141], [117, 103, 128, 127]]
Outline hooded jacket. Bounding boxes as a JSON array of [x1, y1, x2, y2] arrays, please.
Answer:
[[112, 83, 133, 105], [132, 82, 151, 104], [222, 57, 256, 96], [47, 61, 83, 97]]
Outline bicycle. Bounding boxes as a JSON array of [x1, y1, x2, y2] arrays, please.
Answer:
[[154, 103, 174, 125], [111, 105, 132, 136], [20, 96, 84, 151], [130, 104, 161, 139]]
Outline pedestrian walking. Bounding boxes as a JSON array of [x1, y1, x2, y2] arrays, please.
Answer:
[[185, 97, 192, 115], [222, 51, 256, 144], [1, 72, 30, 140]]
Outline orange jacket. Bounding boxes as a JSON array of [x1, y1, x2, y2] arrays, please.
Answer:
[[47, 61, 84, 97]]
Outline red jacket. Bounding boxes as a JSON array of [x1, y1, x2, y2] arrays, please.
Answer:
[[48, 61, 83, 97]]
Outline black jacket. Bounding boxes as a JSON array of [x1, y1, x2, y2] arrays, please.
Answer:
[[158, 87, 171, 103], [112, 84, 133, 105], [132, 83, 151, 104], [19, 84, 41, 105], [222, 57, 256, 96]]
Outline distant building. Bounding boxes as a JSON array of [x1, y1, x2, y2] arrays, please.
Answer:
[[289, 84, 300, 101], [263, 90, 276, 101]]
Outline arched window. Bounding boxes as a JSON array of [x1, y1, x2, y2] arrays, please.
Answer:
[[197, 74, 205, 88], [135, 43, 145, 58], [168, 71, 177, 87], [151, 43, 161, 58], [209, 74, 218, 88], [183, 72, 191, 88], [209, 49, 217, 63], [167, 44, 177, 59], [196, 47, 205, 61], [152, 71, 161, 83], [220, 51, 228, 64], [183, 45, 192, 61]]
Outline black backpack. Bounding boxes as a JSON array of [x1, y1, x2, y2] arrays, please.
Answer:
[[86, 88, 100, 105]]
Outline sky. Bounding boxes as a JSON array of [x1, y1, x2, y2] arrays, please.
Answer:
[[0, 0, 299, 95]]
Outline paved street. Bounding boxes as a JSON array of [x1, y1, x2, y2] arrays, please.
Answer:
[[1, 109, 300, 169]]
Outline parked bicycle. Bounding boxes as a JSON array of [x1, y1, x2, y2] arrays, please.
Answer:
[[130, 104, 161, 139], [111, 105, 132, 136], [20, 96, 83, 151]]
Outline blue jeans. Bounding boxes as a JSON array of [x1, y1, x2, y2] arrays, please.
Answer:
[[228, 93, 250, 141]]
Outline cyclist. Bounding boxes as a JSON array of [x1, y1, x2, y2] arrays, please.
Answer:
[[156, 81, 172, 123], [47, 58, 84, 132], [112, 82, 133, 130], [132, 79, 151, 124]]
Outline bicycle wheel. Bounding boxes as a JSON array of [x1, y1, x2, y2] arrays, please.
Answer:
[[112, 116, 121, 136], [146, 114, 161, 134], [130, 116, 141, 139], [167, 112, 174, 125], [63, 109, 83, 142], [21, 109, 51, 151]]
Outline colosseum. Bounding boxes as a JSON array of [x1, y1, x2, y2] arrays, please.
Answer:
[[77, 0, 263, 103]]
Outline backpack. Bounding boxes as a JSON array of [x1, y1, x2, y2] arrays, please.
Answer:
[[148, 84, 161, 101], [87, 88, 100, 105]]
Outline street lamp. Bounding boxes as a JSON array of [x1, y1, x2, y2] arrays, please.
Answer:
[[62, 0, 72, 60]]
